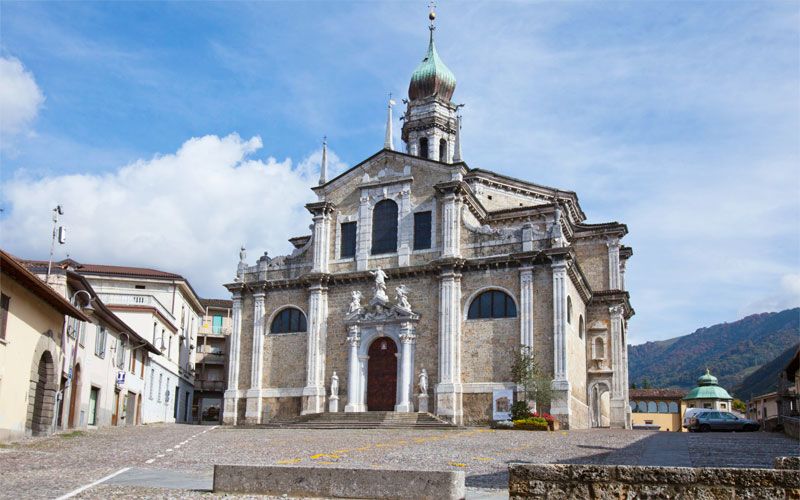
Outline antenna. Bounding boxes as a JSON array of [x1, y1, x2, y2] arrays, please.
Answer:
[[46, 205, 65, 283]]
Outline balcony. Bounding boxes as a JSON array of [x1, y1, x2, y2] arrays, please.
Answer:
[[195, 379, 226, 392], [98, 293, 177, 326], [197, 346, 225, 364], [198, 324, 231, 336]]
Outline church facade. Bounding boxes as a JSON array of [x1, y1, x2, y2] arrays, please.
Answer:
[[224, 17, 633, 429]]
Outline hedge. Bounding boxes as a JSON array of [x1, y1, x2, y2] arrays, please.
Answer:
[[512, 417, 549, 431]]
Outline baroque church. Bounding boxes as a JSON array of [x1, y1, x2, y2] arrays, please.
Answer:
[[224, 12, 633, 429]]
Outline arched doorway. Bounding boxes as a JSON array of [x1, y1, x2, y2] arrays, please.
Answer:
[[30, 352, 55, 435], [367, 337, 397, 411], [68, 364, 81, 428], [589, 381, 611, 428]]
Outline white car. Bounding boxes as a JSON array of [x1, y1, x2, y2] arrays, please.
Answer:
[[683, 408, 710, 429]]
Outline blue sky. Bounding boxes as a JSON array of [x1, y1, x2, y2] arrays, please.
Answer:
[[1, 1, 798, 344]]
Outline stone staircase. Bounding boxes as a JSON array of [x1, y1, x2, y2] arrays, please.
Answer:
[[259, 411, 458, 430]]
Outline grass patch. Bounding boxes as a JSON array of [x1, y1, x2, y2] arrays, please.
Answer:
[[60, 431, 86, 439]]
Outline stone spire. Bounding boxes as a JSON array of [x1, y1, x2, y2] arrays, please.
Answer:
[[384, 94, 395, 150], [318, 136, 328, 185], [453, 113, 462, 162]]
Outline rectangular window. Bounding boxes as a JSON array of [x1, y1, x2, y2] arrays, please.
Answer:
[[94, 326, 106, 358], [413, 211, 432, 250], [88, 387, 99, 426], [116, 338, 125, 368], [157, 373, 163, 402], [0, 293, 9, 340], [129, 345, 136, 373], [340, 221, 357, 258]]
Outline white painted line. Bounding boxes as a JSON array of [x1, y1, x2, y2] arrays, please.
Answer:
[[54, 467, 131, 500], [166, 449, 173, 453], [156, 454, 165, 458], [145, 458, 155, 464]]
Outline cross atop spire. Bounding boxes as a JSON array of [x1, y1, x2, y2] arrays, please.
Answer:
[[428, 1, 436, 31]]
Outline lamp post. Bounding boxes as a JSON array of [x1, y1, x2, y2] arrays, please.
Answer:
[[59, 289, 94, 430]]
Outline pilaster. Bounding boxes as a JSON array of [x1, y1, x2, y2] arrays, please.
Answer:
[[396, 324, 416, 412], [435, 267, 463, 424], [356, 195, 371, 271], [398, 188, 412, 266], [302, 281, 328, 414], [245, 288, 265, 424], [519, 266, 534, 349], [307, 201, 335, 274], [607, 237, 621, 290], [344, 327, 364, 412], [609, 304, 628, 428], [550, 259, 570, 423], [223, 290, 242, 425]]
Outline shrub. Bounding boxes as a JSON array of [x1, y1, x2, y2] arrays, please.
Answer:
[[532, 412, 555, 423], [513, 417, 549, 431], [491, 420, 514, 429], [510, 401, 532, 421]]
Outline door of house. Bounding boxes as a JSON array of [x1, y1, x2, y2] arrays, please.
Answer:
[[366, 337, 398, 411], [112, 389, 120, 426], [87, 387, 99, 426]]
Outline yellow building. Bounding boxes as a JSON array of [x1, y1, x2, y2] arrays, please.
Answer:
[[0, 250, 90, 441], [629, 388, 686, 432]]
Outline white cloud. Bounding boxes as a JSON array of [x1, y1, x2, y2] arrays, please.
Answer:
[[0, 133, 347, 297], [0, 56, 44, 141]]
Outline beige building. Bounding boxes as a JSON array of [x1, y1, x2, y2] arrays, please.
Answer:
[[194, 299, 232, 423], [0, 250, 89, 441], [747, 392, 780, 427], [224, 15, 633, 429], [629, 389, 686, 432]]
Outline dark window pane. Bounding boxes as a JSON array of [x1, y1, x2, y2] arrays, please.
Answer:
[[290, 310, 299, 332], [271, 308, 307, 334], [506, 297, 517, 317], [371, 199, 398, 255], [419, 137, 429, 159], [439, 139, 447, 161], [340, 222, 357, 258], [299, 313, 307, 332], [479, 293, 492, 318], [413, 211, 432, 250], [467, 299, 480, 319], [492, 291, 505, 317]]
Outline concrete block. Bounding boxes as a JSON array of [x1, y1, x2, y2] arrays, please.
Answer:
[[213, 464, 465, 499]]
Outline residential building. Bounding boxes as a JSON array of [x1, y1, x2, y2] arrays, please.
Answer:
[[25, 259, 203, 424], [224, 12, 634, 429], [683, 369, 733, 412], [629, 388, 686, 432], [194, 298, 232, 424], [747, 392, 780, 428], [0, 250, 88, 441]]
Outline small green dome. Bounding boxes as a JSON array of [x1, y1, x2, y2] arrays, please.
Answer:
[[408, 29, 456, 102], [697, 368, 718, 386], [683, 369, 732, 401]]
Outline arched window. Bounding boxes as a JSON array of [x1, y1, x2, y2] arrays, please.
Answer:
[[593, 337, 605, 359], [371, 199, 398, 255], [567, 296, 573, 324], [658, 402, 669, 413], [647, 401, 657, 413], [419, 137, 429, 159], [579, 315, 585, 340], [270, 308, 307, 334], [668, 402, 679, 413], [467, 290, 517, 319], [637, 401, 648, 413], [629, 401, 637, 413], [439, 139, 447, 162]]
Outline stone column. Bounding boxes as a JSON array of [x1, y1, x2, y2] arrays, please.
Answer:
[[550, 259, 571, 424], [302, 282, 328, 414], [435, 268, 463, 424], [609, 305, 627, 428], [356, 194, 371, 271], [519, 267, 535, 349], [245, 289, 265, 424], [311, 205, 333, 274], [398, 187, 412, 266], [619, 259, 627, 291], [344, 327, 363, 412], [396, 326, 416, 412], [441, 192, 462, 258], [607, 237, 621, 290], [223, 290, 242, 425]]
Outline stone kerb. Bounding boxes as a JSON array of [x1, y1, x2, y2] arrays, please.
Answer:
[[213, 464, 465, 499], [508, 462, 800, 499]]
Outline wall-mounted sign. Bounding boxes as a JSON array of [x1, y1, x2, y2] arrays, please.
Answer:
[[492, 389, 514, 421], [116, 371, 126, 386]]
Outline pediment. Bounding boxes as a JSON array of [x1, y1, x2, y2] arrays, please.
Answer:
[[345, 296, 420, 326]]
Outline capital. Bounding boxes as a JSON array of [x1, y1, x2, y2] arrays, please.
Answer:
[[399, 332, 416, 344]]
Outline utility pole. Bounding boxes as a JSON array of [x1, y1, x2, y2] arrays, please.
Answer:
[[46, 205, 65, 283]]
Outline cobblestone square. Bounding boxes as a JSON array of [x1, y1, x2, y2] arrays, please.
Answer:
[[0, 424, 796, 499]]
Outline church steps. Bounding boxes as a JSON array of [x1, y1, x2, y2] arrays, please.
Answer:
[[251, 412, 459, 430]]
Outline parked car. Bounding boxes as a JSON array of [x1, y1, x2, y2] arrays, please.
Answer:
[[688, 410, 760, 432], [683, 408, 709, 429]]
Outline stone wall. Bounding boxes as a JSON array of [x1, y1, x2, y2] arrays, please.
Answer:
[[508, 462, 800, 499], [572, 238, 609, 292]]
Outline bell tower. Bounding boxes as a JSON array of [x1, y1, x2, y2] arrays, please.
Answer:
[[401, 7, 459, 163]]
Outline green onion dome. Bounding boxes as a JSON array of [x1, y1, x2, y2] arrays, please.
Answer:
[[408, 29, 456, 102], [683, 369, 733, 400]]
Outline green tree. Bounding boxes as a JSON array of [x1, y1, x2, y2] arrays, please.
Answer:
[[642, 378, 651, 389], [511, 346, 554, 411], [630, 382, 638, 390], [732, 399, 746, 413]]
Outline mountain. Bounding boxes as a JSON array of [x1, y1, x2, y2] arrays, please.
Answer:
[[628, 308, 799, 395], [732, 343, 799, 401]]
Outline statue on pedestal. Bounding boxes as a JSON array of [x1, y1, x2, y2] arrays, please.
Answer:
[[370, 268, 389, 302], [418, 368, 428, 395], [347, 291, 362, 315], [331, 371, 339, 397], [395, 285, 412, 310]]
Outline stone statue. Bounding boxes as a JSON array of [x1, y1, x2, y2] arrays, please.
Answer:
[[550, 200, 566, 248], [239, 245, 247, 263], [347, 290, 362, 314], [330, 371, 339, 397], [418, 368, 428, 395], [395, 285, 411, 310], [370, 268, 389, 301], [235, 245, 247, 281]]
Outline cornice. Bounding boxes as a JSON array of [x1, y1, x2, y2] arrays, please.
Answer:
[[590, 290, 635, 319]]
